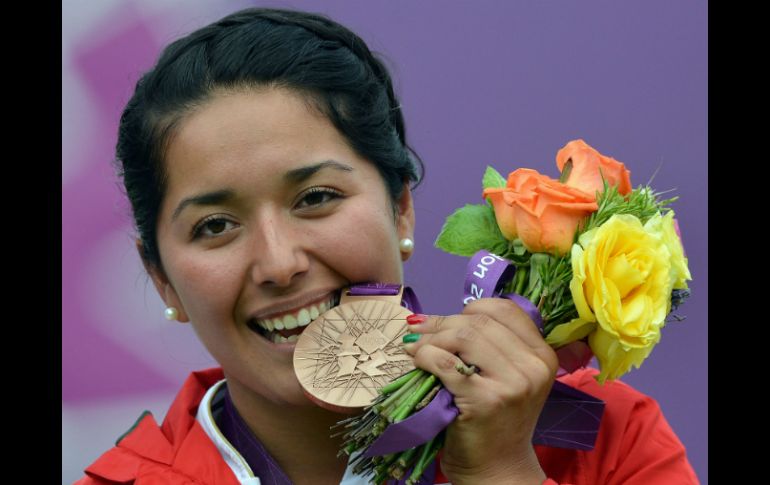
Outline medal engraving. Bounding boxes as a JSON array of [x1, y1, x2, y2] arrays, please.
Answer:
[[294, 299, 414, 411]]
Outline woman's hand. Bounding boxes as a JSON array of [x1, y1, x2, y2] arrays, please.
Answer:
[[403, 298, 559, 485]]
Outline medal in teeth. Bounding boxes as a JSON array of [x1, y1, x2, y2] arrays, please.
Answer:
[[293, 285, 415, 412]]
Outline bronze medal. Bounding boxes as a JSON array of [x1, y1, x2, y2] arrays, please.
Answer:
[[293, 286, 415, 413]]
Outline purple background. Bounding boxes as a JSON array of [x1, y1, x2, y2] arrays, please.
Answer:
[[62, 1, 707, 483]]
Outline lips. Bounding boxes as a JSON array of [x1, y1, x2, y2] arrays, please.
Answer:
[[247, 290, 342, 344]]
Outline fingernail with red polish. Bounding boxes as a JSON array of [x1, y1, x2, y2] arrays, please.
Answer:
[[406, 314, 427, 325]]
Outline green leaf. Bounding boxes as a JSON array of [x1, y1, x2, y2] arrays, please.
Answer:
[[510, 239, 527, 256], [482, 166, 507, 190], [434, 203, 510, 257], [498, 238, 530, 266], [527, 253, 552, 294]]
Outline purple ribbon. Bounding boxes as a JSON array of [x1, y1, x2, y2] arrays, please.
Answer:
[[533, 381, 604, 450], [364, 388, 458, 457], [365, 250, 605, 460], [463, 250, 543, 331], [401, 286, 424, 315], [348, 282, 424, 315], [349, 283, 402, 296]]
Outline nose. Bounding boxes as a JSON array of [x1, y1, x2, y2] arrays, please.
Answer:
[[249, 216, 309, 288]]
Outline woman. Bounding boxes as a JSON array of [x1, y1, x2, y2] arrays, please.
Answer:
[[76, 8, 697, 485]]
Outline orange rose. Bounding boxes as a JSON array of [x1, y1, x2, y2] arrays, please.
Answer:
[[483, 169, 598, 255], [556, 139, 632, 198], [483, 190, 518, 240]]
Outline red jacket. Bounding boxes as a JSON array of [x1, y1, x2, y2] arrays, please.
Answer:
[[74, 367, 698, 484]]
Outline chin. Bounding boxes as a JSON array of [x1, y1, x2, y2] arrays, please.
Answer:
[[268, 375, 320, 408]]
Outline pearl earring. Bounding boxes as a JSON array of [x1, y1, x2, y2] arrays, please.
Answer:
[[399, 237, 414, 253], [164, 307, 179, 321]]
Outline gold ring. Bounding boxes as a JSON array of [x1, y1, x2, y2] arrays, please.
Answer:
[[455, 361, 478, 376]]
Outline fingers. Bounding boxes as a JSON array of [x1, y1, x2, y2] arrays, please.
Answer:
[[410, 343, 548, 423], [404, 316, 519, 379], [406, 299, 559, 378], [406, 327, 555, 386], [409, 344, 482, 393], [462, 299, 558, 372], [414, 299, 540, 343], [462, 298, 543, 346], [399, 301, 561, 477]]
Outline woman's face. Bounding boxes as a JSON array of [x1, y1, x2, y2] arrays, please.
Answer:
[[149, 87, 414, 406]]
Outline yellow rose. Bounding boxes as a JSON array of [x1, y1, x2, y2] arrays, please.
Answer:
[[644, 211, 692, 290], [588, 326, 658, 384], [565, 214, 674, 383]]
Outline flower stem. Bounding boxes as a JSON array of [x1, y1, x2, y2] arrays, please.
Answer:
[[379, 368, 421, 395], [373, 452, 399, 482], [383, 372, 429, 423], [414, 384, 441, 411], [376, 369, 426, 415], [527, 280, 542, 305], [405, 433, 444, 485], [396, 446, 419, 469], [393, 374, 437, 422], [514, 266, 528, 295]]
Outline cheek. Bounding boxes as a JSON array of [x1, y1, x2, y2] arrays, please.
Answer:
[[310, 200, 402, 281], [167, 253, 239, 320]]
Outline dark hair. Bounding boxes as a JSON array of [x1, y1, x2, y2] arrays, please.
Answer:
[[116, 7, 424, 270]]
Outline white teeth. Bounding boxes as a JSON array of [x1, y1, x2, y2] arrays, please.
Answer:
[[269, 333, 298, 344], [272, 333, 287, 343], [254, 293, 340, 332], [297, 309, 311, 326], [283, 314, 298, 330]]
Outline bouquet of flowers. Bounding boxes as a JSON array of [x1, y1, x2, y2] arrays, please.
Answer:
[[336, 139, 692, 484]]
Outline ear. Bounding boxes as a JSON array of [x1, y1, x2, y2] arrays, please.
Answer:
[[136, 239, 190, 322], [395, 182, 416, 262]]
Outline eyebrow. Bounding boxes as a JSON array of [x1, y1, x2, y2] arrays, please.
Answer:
[[171, 160, 354, 221], [172, 189, 235, 221], [283, 160, 354, 184]]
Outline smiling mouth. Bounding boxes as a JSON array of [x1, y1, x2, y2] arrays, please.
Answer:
[[247, 290, 342, 344]]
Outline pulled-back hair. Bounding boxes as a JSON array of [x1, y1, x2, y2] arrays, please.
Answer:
[[116, 8, 423, 269]]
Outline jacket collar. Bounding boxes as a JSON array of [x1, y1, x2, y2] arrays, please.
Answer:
[[85, 368, 241, 484]]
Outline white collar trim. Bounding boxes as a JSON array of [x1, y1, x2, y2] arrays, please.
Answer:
[[197, 379, 261, 484], [196, 379, 374, 485]]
